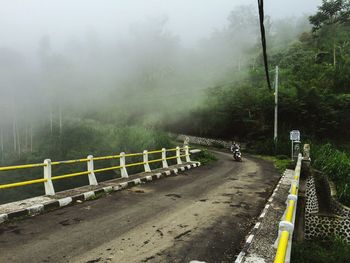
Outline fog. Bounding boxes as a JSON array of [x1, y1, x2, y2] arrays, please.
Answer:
[[0, 0, 321, 50], [0, 0, 321, 157]]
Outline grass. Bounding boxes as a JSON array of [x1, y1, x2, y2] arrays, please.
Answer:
[[191, 149, 217, 165], [255, 155, 293, 174], [291, 238, 350, 263]]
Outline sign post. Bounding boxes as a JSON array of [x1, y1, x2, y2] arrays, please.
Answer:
[[290, 130, 300, 161]]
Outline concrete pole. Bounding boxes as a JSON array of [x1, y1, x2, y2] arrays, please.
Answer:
[[120, 152, 128, 178], [185, 146, 191, 163], [44, 159, 55, 195], [176, 146, 182, 165], [162, 148, 168, 168], [143, 150, 151, 172], [87, 155, 98, 185]]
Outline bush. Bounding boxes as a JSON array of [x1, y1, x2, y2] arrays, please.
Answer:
[[312, 143, 350, 206], [247, 137, 291, 156], [192, 149, 217, 165], [291, 238, 350, 263]]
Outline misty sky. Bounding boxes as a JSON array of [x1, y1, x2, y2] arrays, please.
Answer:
[[0, 0, 322, 52]]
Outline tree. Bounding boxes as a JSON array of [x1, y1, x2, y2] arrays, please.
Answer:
[[309, 0, 350, 66]]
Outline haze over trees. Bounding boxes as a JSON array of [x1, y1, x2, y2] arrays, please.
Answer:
[[166, 1, 350, 150], [0, 4, 274, 163], [0, 1, 348, 170]]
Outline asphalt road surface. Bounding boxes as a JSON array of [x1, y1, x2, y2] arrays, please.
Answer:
[[0, 150, 280, 263]]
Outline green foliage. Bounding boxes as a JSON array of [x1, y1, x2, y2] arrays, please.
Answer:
[[247, 137, 291, 156], [192, 149, 217, 165], [256, 155, 292, 174], [18, 119, 173, 164], [309, 0, 350, 31], [312, 143, 350, 205], [165, 0, 350, 145], [0, 120, 173, 204], [291, 238, 350, 263]]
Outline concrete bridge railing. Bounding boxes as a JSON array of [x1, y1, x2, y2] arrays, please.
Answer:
[[0, 146, 192, 196], [274, 153, 302, 263]]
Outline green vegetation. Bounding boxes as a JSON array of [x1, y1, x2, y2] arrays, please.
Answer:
[[312, 143, 350, 206], [291, 238, 350, 263], [0, 120, 174, 204], [165, 0, 350, 156], [192, 149, 217, 165], [10, 119, 172, 164], [256, 155, 293, 174]]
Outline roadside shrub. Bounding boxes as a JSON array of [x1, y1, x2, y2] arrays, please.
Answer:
[[192, 149, 217, 165], [247, 137, 290, 156], [312, 143, 350, 206], [291, 238, 350, 263]]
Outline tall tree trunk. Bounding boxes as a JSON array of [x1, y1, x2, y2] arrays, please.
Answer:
[[13, 117, 17, 152], [50, 110, 53, 135], [59, 105, 62, 135], [333, 41, 336, 67], [25, 124, 28, 151], [30, 125, 33, 153], [16, 121, 21, 157]]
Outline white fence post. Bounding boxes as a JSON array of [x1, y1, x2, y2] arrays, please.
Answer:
[[43, 159, 55, 195], [185, 146, 191, 162], [162, 148, 168, 168], [120, 152, 128, 178], [176, 146, 182, 165], [143, 150, 151, 172], [87, 155, 98, 185]]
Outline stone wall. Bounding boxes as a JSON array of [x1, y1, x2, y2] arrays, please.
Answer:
[[305, 175, 350, 242], [171, 133, 243, 149]]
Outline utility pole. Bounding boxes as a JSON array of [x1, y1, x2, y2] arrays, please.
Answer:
[[274, 66, 279, 151]]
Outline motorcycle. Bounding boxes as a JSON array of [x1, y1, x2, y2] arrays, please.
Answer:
[[232, 148, 242, 162]]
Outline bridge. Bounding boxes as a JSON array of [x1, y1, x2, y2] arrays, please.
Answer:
[[0, 137, 346, 263]]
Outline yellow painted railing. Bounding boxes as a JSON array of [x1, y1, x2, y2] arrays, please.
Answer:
[[0, 146, 192, 196], [274, 154, 303, 263]]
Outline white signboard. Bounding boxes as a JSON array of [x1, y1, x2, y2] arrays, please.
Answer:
[[290, 130, 300, 141]]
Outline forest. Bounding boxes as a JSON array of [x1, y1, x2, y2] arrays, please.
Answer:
[[165, 0, 350, 153], [0, 1, 349, 204]]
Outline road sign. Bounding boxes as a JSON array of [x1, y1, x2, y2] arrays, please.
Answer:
[[290, 130, 300, 141]]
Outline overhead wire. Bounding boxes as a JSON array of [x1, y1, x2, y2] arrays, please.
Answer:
[[257, 0, 272, 91]]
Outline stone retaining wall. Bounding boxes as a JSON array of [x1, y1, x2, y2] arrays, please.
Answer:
[[171, 133, 241, 149], [305, 175, 350, 242]]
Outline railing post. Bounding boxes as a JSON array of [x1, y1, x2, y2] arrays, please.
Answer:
[[43, 159, 55, 195], [176, 146, 182, 165], [143, 150, 151, 172], [162, 148, 168, 168], [185, 146, 191, 162], [120, 152, 128, 178], [87, 155, 98, 185]]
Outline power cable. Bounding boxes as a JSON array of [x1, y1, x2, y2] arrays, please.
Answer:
[[257, 0, 272, 90]]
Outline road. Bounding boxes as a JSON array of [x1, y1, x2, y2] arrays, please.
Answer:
[[0, 150, 280, 263]]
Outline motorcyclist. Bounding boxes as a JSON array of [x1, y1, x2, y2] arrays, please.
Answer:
[[231, 141, 242, 161], [230, 141, 240, 152]]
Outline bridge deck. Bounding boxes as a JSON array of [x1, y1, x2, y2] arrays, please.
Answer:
[[0, 150, 280, 263]]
